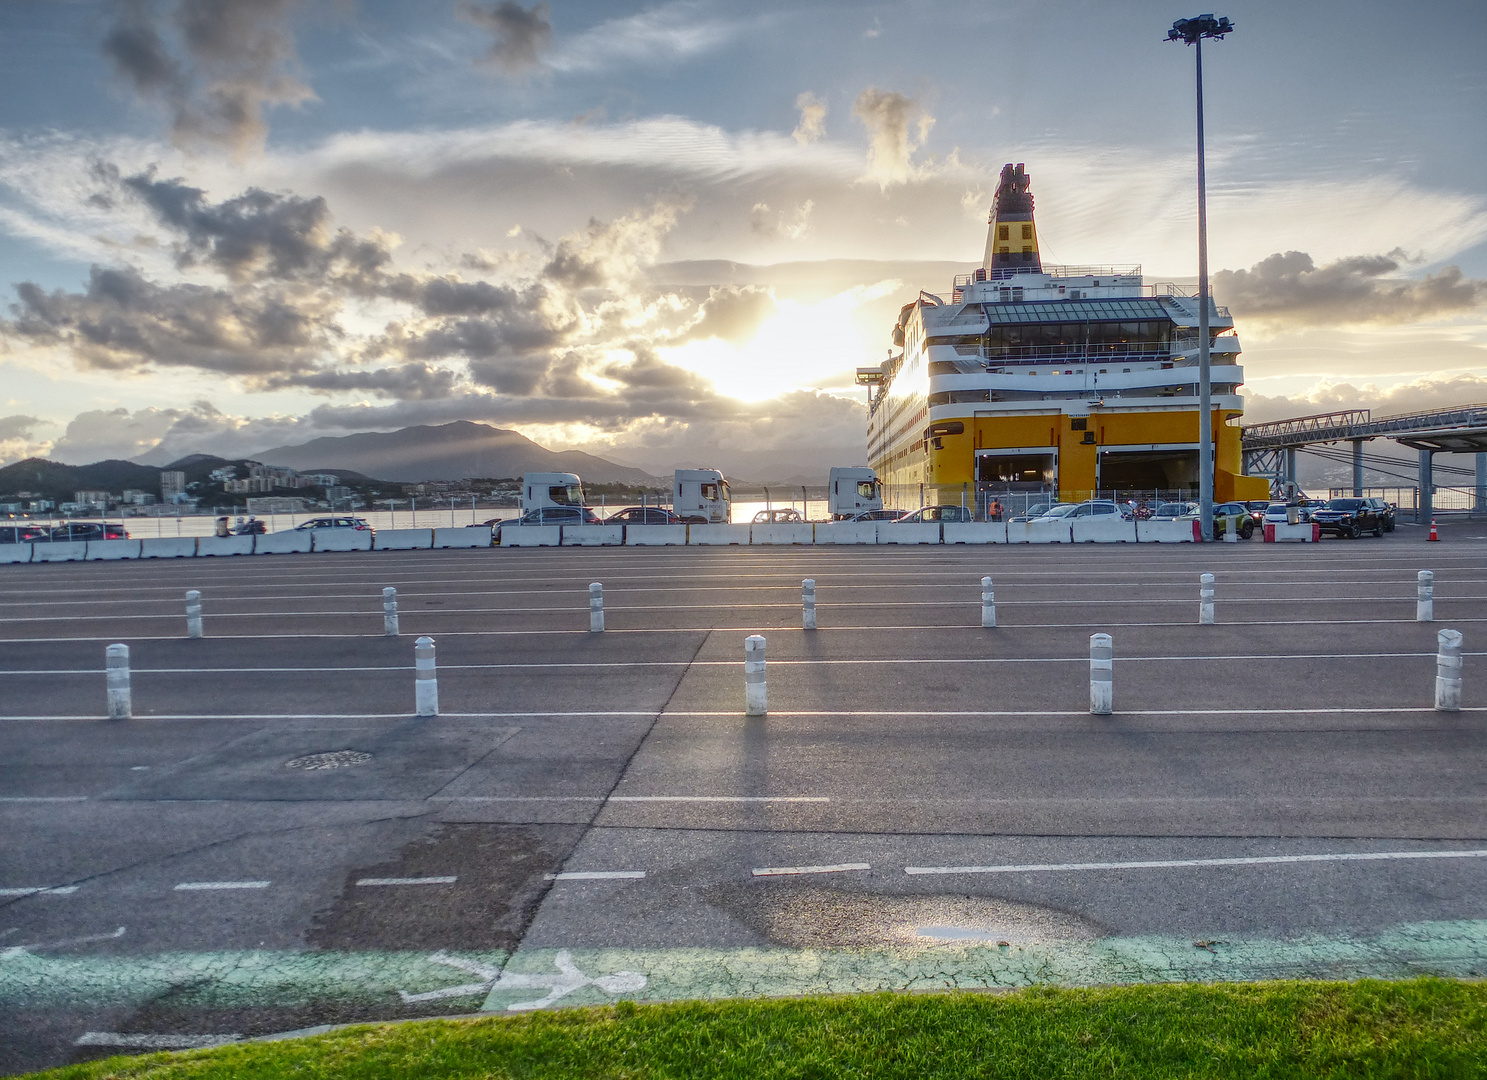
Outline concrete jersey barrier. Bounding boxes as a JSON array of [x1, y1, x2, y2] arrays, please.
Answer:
[[750, 523, 814, 545], [31, 540, 89, 562], [500, 525, 560, 547], [814, 521, 877, 545], [85, 539, 143, 560], [624, 524, 686, 546], [139, 537, 197, 558], [943, 522, 1008, 544], [433, 527, 492, 549], [687, 523, 751, 546], [197, 535, 255, 556], [255, 529, 314, 554], [1070, 517, 1139, 543], [562, 524, 624, 546], [1265, 521, 1320, 543], [1008, 518, 1072, 544], [0, 543, 32, 564], [373, 528, 433, 551], [312, 529, 374, 552], [1135, 519, 1199, 543], [877, 522, 941, 545]]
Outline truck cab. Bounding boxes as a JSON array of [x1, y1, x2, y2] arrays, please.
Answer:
[[828, 466, 882, 520], [673, 469, 731, 524], [521, 472, 585, 513]]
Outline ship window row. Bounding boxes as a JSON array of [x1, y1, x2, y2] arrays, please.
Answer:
[[927, 385, 1238, 406], [982, 299, 1172, 323], [931, 320, 1172, 350]]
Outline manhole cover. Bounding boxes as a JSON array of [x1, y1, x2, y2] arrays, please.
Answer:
[[286, 750, 372, 770]]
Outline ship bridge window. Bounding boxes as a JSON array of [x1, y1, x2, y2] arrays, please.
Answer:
[[925, 421, 966, 439]]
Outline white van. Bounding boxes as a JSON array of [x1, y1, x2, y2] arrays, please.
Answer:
[[828, 466, 882, 520], [521, 472, 585, 513], [673, 469, 731, 524]]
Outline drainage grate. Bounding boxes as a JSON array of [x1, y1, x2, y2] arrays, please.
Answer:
[[286, 750, 372, 770]]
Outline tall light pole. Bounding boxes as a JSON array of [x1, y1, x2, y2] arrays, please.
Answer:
[[1168, 13, 1233, 543]]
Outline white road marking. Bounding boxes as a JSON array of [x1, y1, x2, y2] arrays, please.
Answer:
[[355, 876, 457, 886], [0, 886, 78, 896], [0, 795, 88, 802], [544, 871, 646, 880], [173, 880, 270, 890], [905, 848, 1487, 876], [752, 863, 870, 877], [9, 927, 125, 952], [607, 795, 831, 802], [75, 1032, 242, 1049]]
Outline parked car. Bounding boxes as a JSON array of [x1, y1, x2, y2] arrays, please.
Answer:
[[752, 508, 805, 524], [0, 524, 47, 544], [1363, 497, 1397, 532], [47, 523, 130, 542], [1009, 502, 1058, 523], [606, 507, 683, 525], [1213, 501, 1255, 540], [1311, 497, 1384, 538], [1032, 503, 1082, 521], [1065, 500, 1128, 519], [892, 505, 973, 524], [1148, 502, 1198, 520], [492, 505, 602, 539], [849, 508, 908, 522], [1263, 502, 1314, 525], [1244, 500, 1271, 524], [293, 516, 373, 532]]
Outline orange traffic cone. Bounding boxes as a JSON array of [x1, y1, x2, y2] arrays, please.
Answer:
[[1429, 519, 1440, 541]]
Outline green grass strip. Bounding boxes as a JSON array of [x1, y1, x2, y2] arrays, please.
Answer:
[[32, 978, 1487, 1079]]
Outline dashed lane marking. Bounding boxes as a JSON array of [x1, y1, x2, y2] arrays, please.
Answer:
[[905, 848, 1487, 876], [752, 863, 870, 877], [544, 871, 646, 881], [0, 796, 89, 802], [173, 881, 270, 891], [355, 876, 457, 886], [0, 886, 78, 896]]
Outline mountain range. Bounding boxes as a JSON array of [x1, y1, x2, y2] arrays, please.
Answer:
[[253, 422, 659, 484]]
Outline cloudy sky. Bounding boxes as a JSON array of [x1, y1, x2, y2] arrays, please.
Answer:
[[0, 0, 1484, 478]]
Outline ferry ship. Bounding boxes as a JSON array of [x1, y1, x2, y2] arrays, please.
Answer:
[[859, 163, 1270, 510]]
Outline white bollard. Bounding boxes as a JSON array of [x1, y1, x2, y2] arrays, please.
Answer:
[[185, 589, 203, 638], [745, 634, 767, 716], [1199, 573, 1215, 625], [1223, 521, 1238, 543], [106, 643, 131, 720], [589, 582, 604, 633], [414, 636, 438, 716], [1435, 628, 1462, 712], [981, 576, 996, 628], [1418, 571, 1434, 623], [383, 587, 399, 637], [802, 579, 817, 630], [1090, 633, 1113, 716]]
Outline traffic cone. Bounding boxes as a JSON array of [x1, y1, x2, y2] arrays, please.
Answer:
[[1429, 519, 1440, 541]]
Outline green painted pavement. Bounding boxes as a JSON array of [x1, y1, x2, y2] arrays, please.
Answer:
[[6, 921, 1487, 1017]]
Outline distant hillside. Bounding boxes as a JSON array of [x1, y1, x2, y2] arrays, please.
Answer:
[[253, 421, 659, 484], [0, 457, 163, 501]]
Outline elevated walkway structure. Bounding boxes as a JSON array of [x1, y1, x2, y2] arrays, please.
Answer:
[[1241, 405, 1487, 520]]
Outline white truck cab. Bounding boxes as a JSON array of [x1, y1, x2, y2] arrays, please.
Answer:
[[828, 466, 882, 519], [522, 472, 585, 513], [673, 469, 731, 523]]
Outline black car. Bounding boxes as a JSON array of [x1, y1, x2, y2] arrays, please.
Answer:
[[1311, 497, 1383, 538], [1363, 497, 1397, 532], [606, 507, 683, 525], [47, 522, 130, 542]]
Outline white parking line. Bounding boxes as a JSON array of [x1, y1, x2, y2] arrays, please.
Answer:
[[0, 886, 79, 896], [544, 871, 646, 880], [173, 881, 270, 891], [0, 795, 89, 802], [752, 863, 870, 877], [75, 1033, 243, 1049], [355, 876, 457, 886], [607, 795, 832, 803], [904, 849, 1487, 876]]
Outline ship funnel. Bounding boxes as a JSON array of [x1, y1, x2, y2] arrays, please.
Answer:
[[982, 163, 1042, 275]]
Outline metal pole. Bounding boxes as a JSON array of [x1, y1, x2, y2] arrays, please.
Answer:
[[1477, 453, 1486, 514], [1420, 449, 1434, 525], [1352, 439, 1365, 497], [1195, 33, 1214, 543]]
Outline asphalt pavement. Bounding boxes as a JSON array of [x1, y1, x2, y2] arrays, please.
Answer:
[[3, 521, 1487, 1073]]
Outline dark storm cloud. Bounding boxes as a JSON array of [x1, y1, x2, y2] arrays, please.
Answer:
[[0, 415, 43, 441], [462, 1, 553, 76], [102, 0, 313, 155], [1214, 250, 1487, 325], [264, 362, 461, 399], [9, 265, 325, 378]]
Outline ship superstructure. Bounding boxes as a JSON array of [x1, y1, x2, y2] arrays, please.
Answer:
[[859, 163, 1269, 509]]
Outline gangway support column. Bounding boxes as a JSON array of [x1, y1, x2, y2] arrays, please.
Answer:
[[1285, 448, 1297, 494], [1476, 453, 1486, 514], [1420, 449, 1434, 525], [1352, 439, 1364, 497]]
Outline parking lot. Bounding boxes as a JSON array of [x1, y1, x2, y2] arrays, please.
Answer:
[[3, 522, 1487, 1073]]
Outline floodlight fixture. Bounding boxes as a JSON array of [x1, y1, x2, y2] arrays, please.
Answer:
[[1166, 13, 1234, 541]]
